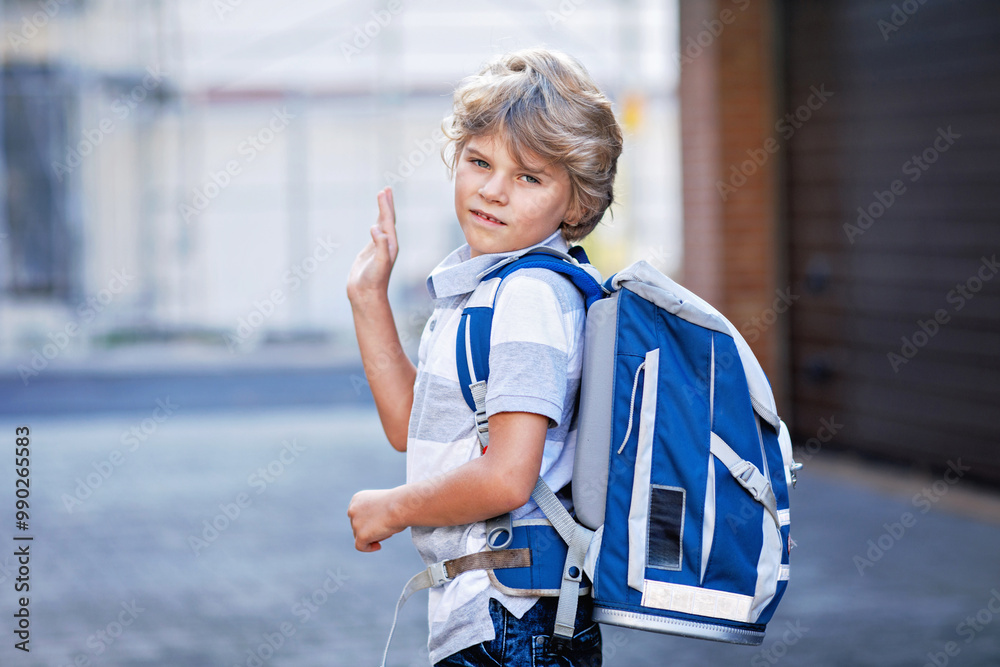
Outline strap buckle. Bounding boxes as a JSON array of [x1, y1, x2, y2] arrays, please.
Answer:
[[428, 561, 452, 587], [475, 409, 490, 434], [790, 461, 803, 488], [485, 513, 514, 550]]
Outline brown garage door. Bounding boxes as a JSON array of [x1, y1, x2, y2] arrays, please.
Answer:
[[783, 1, 1000, 483]]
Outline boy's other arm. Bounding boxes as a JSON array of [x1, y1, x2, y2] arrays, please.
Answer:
[[348, 410, 547, 552], [347, 187, 416, 452]]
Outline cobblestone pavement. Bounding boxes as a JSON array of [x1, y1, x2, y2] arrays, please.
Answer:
[[1, 404, 999, 666]]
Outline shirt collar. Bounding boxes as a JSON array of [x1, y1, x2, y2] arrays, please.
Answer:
[[426, 231, 570, 299]]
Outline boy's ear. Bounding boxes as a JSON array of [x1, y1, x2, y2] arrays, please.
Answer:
[[562, 202, 585, 227]]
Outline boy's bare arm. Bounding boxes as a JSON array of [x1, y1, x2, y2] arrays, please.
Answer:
[[348, 411, 548, 552], [347, 187, 416, 452]]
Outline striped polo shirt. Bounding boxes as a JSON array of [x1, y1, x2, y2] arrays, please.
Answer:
[[406, 230, 586, 663]]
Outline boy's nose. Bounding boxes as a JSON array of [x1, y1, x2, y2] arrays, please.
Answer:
[[478, 178, 508, 205]]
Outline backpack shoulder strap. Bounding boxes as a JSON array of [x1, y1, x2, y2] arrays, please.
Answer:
[[455, 249, 605, 419]]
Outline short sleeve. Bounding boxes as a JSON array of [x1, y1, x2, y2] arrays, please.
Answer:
[[484, 271, 585, 426]]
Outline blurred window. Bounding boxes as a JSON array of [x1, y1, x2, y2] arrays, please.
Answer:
[[2, 63, 72, 299]]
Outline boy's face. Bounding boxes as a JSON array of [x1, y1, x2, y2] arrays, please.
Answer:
[[454, 133, 575, 257]]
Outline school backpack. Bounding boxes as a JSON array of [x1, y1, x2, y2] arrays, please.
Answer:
[[379, 246, 800, 665]]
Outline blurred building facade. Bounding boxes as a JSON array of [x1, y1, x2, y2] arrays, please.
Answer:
[[0, 0, 680, 362], [679, 0, 1000, 484], [6, 0, 994, 484]]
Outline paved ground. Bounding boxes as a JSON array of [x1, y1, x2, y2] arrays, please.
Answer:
[[0, 343, 368, 418], [1, 371, 999, 666]]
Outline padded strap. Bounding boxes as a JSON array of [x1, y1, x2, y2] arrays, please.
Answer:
[[379, 549, 531, 667], [458, 250, 604, 416], [457, 310, 493, 414], [483, 251, 606, 309], [709, 432, 780, 528]]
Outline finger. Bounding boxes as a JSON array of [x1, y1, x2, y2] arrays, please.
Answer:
[[378, 188, 398, 259], [355, 537, 382, 553], [370, 224, 391, 264], [375, 189, 394, 230]]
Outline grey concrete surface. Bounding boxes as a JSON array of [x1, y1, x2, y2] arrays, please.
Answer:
[[1, 402, 999, 666]]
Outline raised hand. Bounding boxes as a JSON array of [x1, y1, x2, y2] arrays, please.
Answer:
[[347, 187, 399, 304], [345, 186, 415, 452]]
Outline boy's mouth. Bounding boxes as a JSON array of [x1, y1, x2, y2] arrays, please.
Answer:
[[471, 209, 506, 226]]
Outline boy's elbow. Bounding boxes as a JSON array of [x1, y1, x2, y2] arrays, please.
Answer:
[[492, 469, 537, 514]]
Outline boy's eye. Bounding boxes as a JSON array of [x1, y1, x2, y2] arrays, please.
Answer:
[[472, 159, 489, 169], [522, 174, 540, 184]]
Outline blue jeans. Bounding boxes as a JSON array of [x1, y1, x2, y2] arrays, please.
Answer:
[[435, 597, 602, 667]]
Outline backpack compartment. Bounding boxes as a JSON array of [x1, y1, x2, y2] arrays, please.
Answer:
[[587, 286, 790, 645]]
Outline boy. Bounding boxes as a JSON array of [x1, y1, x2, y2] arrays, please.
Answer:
[[347, 48, 623, 666]]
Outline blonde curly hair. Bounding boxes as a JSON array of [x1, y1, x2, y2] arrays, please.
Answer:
[[442, 48, 623, 242]]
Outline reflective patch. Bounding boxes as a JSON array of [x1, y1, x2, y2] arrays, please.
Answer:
[[642, 580, 753, 623]]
